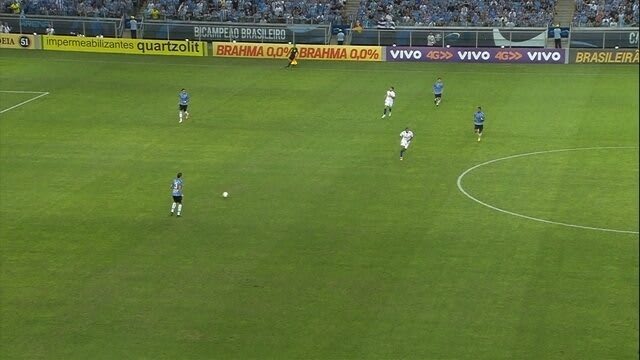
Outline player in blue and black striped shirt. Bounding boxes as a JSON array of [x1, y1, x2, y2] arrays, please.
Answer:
[[473, 106, 485, 142], [178, 89, 190, 123], [170, 172, 184, 217], [433, 77, 444, 107]]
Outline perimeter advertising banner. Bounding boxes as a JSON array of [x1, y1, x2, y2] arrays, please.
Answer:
[[42, 35, 206, 56], [142, 22, 329, 44], [0, 33, 36, 49], [212, 42, 382, 61], [352, 28, 547, 47], [570, 49, 639, 64], [386, 47, 566, 63]]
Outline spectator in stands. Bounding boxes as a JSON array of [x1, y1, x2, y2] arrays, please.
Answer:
[[135, 0, 346, 24], [1, 0, 133, 18], [573, 0, 637, 26], [353, 20, 363, 32], [46, 23, 54, 35], [9, 0, 19, 13], [130, 16, 138, 38], [376, 14, 396, 29], [358, 0, 557, 27], [0, 0, 341, 24]]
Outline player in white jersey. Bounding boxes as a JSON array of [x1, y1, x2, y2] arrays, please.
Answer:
[[381, 86, 396, 118], [399, 127, 414, 160]]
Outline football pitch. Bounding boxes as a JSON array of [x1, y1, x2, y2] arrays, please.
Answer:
[[1, 49, 638, 359]]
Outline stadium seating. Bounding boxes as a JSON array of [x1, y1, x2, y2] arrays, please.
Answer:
[[573, 0, 638, 27], [143, 0, 346, 23], [0, 0, 134, 17], [356, 0, 558, 27]]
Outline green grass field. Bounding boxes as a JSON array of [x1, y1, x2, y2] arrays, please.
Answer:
[[1, 49, 638, 359]]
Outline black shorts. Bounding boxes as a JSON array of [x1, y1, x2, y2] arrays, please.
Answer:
[[172, 195, 183, 203], [179, 104, 188, 111], [289, 55, 296, 60], [435, 93, 442, 98], [474, 124, 484, 132]]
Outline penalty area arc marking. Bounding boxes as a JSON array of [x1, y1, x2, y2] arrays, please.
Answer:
[[456, 146, 639, 235], [0, 91, 50, 114]]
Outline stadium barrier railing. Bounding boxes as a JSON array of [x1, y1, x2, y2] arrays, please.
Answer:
[[0, 14, 122, 38], [349, 27, 550, 48], [348, 26, 639, 49], [569, 27, 639, 49]]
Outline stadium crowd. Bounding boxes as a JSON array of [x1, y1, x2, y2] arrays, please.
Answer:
[[572, 0, 638, 26], [4, 0, 638, 28], [1, 0, 346, 23], [1, 0, 134, 17], [141, 0, 346, 23], [357, 0, 558, 28]]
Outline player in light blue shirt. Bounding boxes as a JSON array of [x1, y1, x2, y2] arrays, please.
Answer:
[[473, 106, 485, 142], [433, 77, 444, 107], [170, 172, 184, 216], [178, 89, 190, 123]]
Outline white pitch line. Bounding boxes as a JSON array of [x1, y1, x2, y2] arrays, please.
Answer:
[[0, 90, 49, 94], [456, 146, 640, 235], [0, 92, 50, 114]]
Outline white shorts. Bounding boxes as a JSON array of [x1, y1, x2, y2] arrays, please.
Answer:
[[384, 99, 394, 107], [401, 140, 411, 149]]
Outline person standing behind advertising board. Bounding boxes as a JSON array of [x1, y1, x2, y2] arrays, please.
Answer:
[[427, 33, 436, 46], [130, 16, 138, 39], [336, 29, 345, 45], [553, 24, 562, 48], [46, 24, 55, 35]]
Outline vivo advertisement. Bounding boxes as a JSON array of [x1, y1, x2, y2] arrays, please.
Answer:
[[385, 47, 567, 64]]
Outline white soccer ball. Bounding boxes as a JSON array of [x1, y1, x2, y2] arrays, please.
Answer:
[[222, 191, 229, 198]]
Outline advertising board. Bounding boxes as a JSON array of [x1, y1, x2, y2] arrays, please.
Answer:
[[570, 49, 639, 64], [0, 33, 36, 49], [212, 42, 382, 61], [42, 35, 206, 56], [385, 47, 566, 63]]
